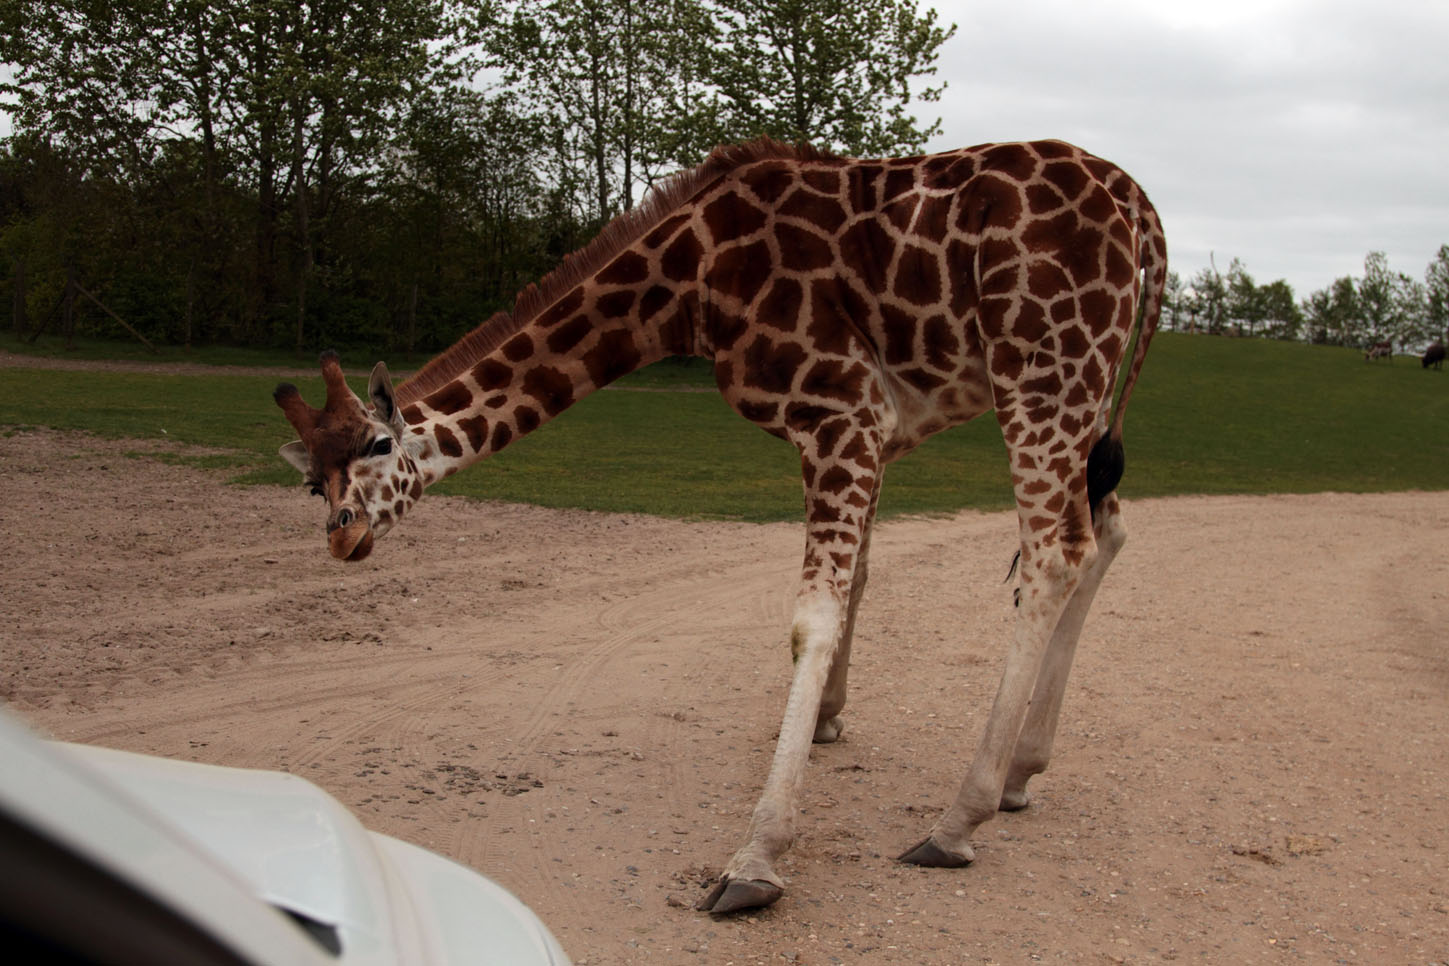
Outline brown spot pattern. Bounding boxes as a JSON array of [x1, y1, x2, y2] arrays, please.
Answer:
[[288, 139, 1162, 664]]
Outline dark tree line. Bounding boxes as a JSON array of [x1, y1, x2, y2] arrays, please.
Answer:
[[10, 1, 1436, 358], [1159, 247, 1449, 351], [1, 0, 952, 352]]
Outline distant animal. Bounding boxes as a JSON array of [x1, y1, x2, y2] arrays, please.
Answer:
[[1424, 343, 1446, 370], [1364, 340, 1392, 361]]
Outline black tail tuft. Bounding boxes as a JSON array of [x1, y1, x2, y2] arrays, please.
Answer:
[[1003, 549, 1022, 607], [1086, 434, 1125, 518]]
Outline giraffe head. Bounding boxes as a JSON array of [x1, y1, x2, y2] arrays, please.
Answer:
[[274, 352, 423, 562]]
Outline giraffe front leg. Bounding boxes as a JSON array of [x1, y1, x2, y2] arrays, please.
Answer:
[[698, 591, 845, 913], [700, 429, 882, 914], [811, 577, 856, 744], [814, 482, 880, 744]]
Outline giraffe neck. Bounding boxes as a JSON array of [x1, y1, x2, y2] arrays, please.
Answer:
[[380, 138, 866, 486], [394, 242, 703, 484]]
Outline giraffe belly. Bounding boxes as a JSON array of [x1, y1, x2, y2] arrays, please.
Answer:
[[879, 357, 995, 461]]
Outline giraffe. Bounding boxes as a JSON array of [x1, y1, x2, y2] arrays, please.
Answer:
[[274, 137, 1167, 915]]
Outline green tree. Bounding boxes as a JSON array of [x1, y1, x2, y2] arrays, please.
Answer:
[[371, 86, 555, 350], [248, 0, 449, 349], [1423, 245, 1449, 345], [635, 0, 727, 177], [1225, 258, 1264, 337], [1302, 276, 1360, 346], [484, 0, 717, 224], [3, 1, 161, 181], [1357, 250, 1434, 349], [1186, 263, 1227, 335], [1221, 259, 1301, 341], [4, 0, 451, 348], [1161, 270, 1186, 331], [1358, 251, 1397, 345], [709, 0, 955, 155], [0, 136, 95, 335], [1258, 280, 1302, 341], [1391, 272, 1428, 348], [5, 2, 261, 339]]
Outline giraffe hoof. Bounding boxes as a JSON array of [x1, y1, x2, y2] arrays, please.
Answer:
[[999, 788, 1031, 811], [812, 715, 845, 743], [696, 876, 783, 914], [898, 837, 974, 868]]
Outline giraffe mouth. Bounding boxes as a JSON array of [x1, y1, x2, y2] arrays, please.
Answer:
[[328, 519, 375, 562]]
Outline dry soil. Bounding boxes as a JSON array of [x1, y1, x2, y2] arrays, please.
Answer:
[[1, 423, 1446, 965]]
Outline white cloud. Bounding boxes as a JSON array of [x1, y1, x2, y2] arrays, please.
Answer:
[[917, 0, 1449, 296]]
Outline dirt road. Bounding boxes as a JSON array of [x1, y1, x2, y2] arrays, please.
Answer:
[[2, 427, 1445, 964]]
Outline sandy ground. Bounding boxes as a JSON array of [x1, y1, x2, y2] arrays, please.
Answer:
[[1, 425, 1446, 965]]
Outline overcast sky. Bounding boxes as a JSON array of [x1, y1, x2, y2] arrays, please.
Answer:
[[5, 2, 1443, 299], [917, 0, 1448, 297]]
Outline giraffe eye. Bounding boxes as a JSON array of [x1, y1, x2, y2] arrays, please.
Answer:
[[308, 484, 324, 498], [370, 437, 393, 457]]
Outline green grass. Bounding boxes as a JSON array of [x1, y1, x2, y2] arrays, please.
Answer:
[[0, 331, 439, 373], [1127, 335, 1449, 496], [2, 332, 1445, 521]]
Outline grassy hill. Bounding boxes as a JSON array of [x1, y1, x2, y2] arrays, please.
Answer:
[[2, 332, 1445, 521]]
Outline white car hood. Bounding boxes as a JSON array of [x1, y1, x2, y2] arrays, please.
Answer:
[[0, 710, 567, 965], [63, 743, 570, 966]]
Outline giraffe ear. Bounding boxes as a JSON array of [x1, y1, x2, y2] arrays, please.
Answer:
[[369, 362, 404, 434], [279, 441, 311, 475]]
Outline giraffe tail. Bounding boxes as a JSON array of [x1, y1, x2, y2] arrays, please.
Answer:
[[1086, 434, 1125, 515], [1090, 199, 1167, 515]]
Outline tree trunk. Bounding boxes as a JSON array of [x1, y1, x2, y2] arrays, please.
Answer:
[[184, 260, 195, 350], [193, 14, 218, 215], [291, 99, 311, 355], [61, 265, 77, 349], [192, 11, 220, 346], [621, 0, 635, 211], [588, 5, 610, 223], [592, 74, 609, 220], [255, 122, 278, 338], [250, 9, 279, 343], [12, 258, 26, 335], [407, 280, 419, 354]]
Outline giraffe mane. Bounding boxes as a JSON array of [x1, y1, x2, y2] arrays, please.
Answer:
[[394, 137, 836, 408]]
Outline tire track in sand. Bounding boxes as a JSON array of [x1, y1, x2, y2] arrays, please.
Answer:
[[447, 543, 795, 922]]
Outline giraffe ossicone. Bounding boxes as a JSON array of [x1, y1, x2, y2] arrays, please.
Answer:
[[274, 351, 422, 561], [274, 137, 1167, 915]]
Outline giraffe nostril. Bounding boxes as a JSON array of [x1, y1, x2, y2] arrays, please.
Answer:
[[336, 508, 354, 528]]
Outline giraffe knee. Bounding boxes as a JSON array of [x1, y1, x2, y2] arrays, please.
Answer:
[[1018, 542, 1092, 611], [790, 622, 838, 667], [788, 597, 842, 665], [1096, 503, 1127, 560]]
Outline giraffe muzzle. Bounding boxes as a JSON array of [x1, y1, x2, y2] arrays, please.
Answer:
[[328, 515, 374, 562]]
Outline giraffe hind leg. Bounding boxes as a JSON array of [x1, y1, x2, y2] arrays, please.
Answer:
[[901, 382, 1108, 867], [898, 519, 1094, 867], [1001, 492, 1126, 810]]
